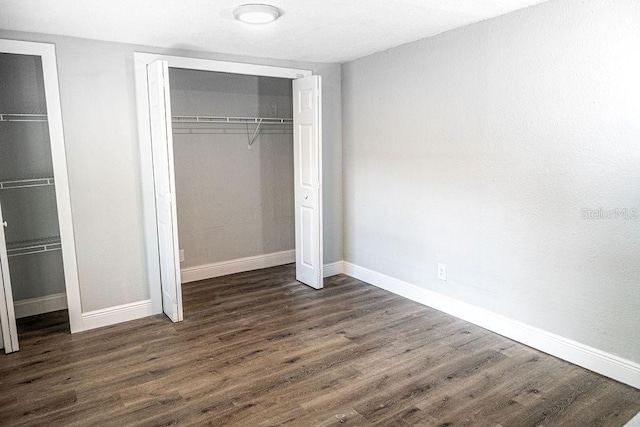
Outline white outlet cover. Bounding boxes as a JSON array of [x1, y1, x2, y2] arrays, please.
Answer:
[[438, 263, 447, 281]]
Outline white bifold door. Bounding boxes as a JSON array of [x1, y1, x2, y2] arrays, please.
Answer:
[[0, 201, 19, 353], [147, 60, 183, 322], [293, 76, 323, 289], [145, 62, 324, 322]]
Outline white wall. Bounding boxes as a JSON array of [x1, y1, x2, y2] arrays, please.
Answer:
[[170, 70, 294, 267], [342, 0, 640, 363], [0, 30, 342, 314]]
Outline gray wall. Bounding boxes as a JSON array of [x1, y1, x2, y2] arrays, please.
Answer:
[[170, 70, 294, 267], [342, 0, 640, 362], [0, 30, 342, 313]]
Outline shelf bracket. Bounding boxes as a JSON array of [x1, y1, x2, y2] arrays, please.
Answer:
[[247, 119, 263, 148]]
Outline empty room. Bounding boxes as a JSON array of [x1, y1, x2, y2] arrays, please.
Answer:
[[0, 0, 639, 425]]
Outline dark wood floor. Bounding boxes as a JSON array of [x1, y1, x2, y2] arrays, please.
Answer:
[[1, 264, 639, 426]]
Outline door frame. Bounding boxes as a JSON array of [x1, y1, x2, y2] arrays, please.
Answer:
[[0, 39, 82, 334], [133, 53, 316, 315]]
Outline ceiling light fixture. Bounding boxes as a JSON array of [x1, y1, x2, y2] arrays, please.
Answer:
[[234, 4, 281, 25]]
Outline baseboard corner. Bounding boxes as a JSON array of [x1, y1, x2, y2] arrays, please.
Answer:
[[323, 260, 344, 277]]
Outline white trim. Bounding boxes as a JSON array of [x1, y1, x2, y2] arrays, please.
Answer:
[[323, 261, 344, 278], [0, 39, 83, 333], [134, 53, 311, 79], [134, 55, 162, 315], [0, 201, 19, 351], [181, 254, 344, 284], [181, 250, 296, 283], [343, 262, 640, 390], [81, 300, 153, 331], [134, 53, 314, 316], [14, 293, 67, 319]]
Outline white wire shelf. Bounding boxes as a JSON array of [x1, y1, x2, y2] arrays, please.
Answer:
[[0, 113, 48, 122], [7, 236, 61, 257], [0, 177, 55, 190], [172, 116, 292, 125], [172, 116, 293, 147]]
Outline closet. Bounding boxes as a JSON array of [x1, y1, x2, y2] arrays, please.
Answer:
[[137, 55, 323, 320], [0, 40, 80, 353], [169, 69, 295, 281]]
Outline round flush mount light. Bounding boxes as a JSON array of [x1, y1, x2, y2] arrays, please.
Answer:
[[234, 4, 281, 24]]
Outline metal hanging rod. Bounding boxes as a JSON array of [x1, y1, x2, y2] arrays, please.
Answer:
[[7, 236, 61, 257], [172, 116, 292, 125], [0, 113, 48, 122], [0, 177, 55, 190]]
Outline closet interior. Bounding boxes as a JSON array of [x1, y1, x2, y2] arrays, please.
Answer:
[[0, 52, 68, 347], [169, 68, 295, 276]]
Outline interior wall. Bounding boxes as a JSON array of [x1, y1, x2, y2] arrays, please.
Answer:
[[0, 29, 342, 314], [342, 0, 640, 362], [170, 69, 294, 268]]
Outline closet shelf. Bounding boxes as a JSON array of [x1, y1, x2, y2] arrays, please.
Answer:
[[172, 116, 292, 125], [0, 113, 48, 122], [7, 236, 61, 257], [0, 177, 55, 190]]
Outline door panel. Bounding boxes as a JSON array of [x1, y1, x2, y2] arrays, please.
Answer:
[[293, 76, 323, 289], [147, 60, 183, 322], [0, 201, 19, 352]]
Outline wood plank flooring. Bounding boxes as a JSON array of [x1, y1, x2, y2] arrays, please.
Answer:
[[1, 264, 639, 426]]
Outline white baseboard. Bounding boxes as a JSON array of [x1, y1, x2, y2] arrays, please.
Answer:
[[625, 411, 640, 427], [14, 293, 68, 319], [343, 262, 640, 390], [323, 261, 344, 277], [182, 253, 344, 283], [81, 299, 153, 331], [181, 250, 296, 283]]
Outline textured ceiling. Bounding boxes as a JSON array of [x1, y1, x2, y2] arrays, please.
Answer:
[[0, 0, 551, 63]]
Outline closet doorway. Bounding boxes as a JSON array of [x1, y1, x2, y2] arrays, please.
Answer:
[[134, 54, 323, 322], [0, 39, 82, 353]]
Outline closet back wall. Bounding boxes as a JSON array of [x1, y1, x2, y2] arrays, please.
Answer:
[[170, 70, 294, 268]]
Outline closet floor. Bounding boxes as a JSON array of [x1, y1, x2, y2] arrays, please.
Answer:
[[1, 264, 639, 426]]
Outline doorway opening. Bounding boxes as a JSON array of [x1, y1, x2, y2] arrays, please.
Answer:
[[170, 69, 296, 285], [134, 54, 324, 322], [0, 39, 82, 354]]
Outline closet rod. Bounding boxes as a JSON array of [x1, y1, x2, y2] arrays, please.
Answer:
[[0, 113, 48, 122], [172, 115, 292, 125]]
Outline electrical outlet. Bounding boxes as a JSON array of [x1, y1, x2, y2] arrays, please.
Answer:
[[179, 249, 185, 263], [269, 104, 278, 116], [438, 263, 447, 281]]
